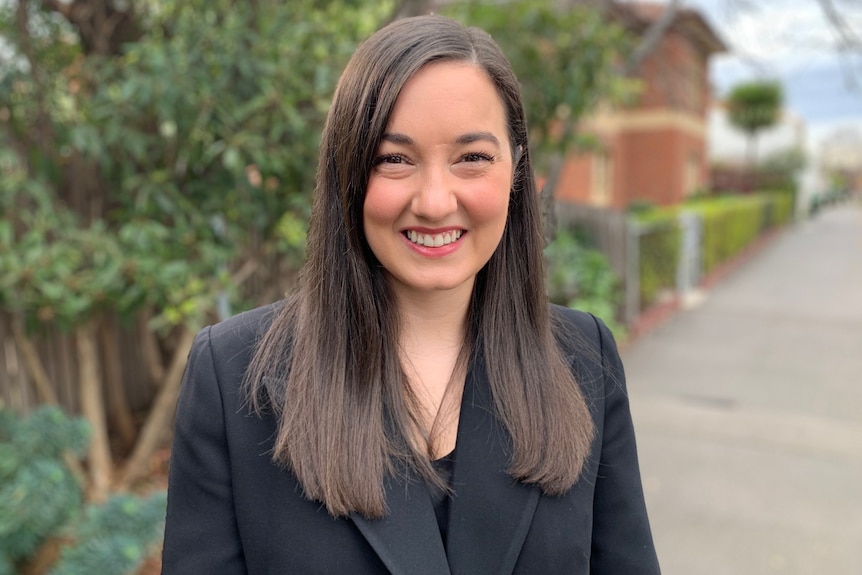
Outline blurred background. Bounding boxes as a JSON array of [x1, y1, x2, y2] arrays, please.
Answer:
[[0, 1, 859, 574]]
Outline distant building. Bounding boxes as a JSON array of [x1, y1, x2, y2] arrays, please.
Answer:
[[819, 128, 862, 193], [555, 2, 726, 209]]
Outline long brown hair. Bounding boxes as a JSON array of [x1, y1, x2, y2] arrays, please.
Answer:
[[245, 15, 594, 519]]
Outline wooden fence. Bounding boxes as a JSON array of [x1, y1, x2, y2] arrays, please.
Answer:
[[554, 201, 629, 281], [0, 314, 159, 415], [554, 201, 636, 322]]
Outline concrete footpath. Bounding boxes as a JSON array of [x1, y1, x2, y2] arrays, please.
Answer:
[[622, 201, 862, 575]]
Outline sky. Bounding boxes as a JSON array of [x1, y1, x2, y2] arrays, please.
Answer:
[[629, 0, 862, 154]]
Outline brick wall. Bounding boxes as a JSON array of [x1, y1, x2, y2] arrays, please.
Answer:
[[554, 15, 718, 209]]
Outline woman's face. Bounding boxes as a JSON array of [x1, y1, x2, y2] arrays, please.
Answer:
[[363, 61, 513, 301]]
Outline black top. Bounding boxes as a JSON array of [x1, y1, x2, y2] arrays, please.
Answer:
[[429, 447, 456, 546]]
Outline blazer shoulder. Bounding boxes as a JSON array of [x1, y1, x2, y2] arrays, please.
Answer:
[[549, 304, 603, 356], [205, 300, 284, 352], [189, 300, 286, 388]]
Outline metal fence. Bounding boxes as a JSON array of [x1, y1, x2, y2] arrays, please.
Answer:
[[555, 201, 704, 325]]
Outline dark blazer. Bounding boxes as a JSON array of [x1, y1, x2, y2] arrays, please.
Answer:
[[162, 303, 660, 574]]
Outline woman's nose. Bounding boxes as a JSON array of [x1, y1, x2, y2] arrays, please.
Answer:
[[411, 167, 457, 221]]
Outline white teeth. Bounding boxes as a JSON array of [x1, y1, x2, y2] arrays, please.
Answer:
[[406, 230, 462, 247]]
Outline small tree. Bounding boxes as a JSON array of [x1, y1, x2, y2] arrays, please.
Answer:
[[726, 80, 783, 191]]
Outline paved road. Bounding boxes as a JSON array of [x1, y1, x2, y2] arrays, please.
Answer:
[[622, 201, 862, 575]]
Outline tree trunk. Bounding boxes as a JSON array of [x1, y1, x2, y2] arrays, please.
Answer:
[[99, 317, 136, 452], [745, 132, 759, 193], [138, 308, 167, 389], [9, 315, 59, 405], [75, 321, 112, 502], [117, 326, 195, 489], [540, 154, 565, 246]]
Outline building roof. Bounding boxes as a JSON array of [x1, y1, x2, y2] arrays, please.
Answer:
[[612, 1, 727, 56]]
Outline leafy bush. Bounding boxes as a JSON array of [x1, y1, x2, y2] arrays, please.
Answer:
[[0, 406, 165, 575], [631, 209, 681, 311], [629, 191, 796, 313], [691, 196, 765, 274], [0, 407, 88, 572], [766, 190, 795, 226], [672, 192, 793, 275], [50, 492, 167, 575], [545, 228, 625, 337]]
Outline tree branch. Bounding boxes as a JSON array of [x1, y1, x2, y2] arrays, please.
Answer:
[[624, 0, 683, 75], [817, 0, 862, 48], [9, 315, 59, 405], [816, 0, 862, 91], [116, 326, 195, 490], [76, 321, 113, 502]]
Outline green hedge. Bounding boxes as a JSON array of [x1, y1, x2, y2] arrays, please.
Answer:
[[686, 192, 793, 274], [632, 210, 680, 311], [631, 191, 793, 309]]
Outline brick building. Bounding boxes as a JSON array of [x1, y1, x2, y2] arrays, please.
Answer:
[[556, 2, 726, 209]]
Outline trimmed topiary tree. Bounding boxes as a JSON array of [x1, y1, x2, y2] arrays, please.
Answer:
[[726, 81, 783, 191]]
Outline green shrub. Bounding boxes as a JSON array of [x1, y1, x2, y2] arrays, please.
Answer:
[[631, 209, 680, 310], [627, 192, 794, 315], [0, 406, 88, 569], [545, 228, 625, 337], [695, 197, 763, 273], [50, 492, 167, 575], [766, 190, 795, 226], [0, 406, 165, 575]]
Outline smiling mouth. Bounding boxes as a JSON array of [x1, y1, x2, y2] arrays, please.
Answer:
[[404, 229, 463, 247]]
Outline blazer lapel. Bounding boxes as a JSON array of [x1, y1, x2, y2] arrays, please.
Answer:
[[445, 351, 540, 575], [350, 469, 452, 575]]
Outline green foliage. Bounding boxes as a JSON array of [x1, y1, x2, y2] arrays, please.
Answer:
[[0, 1, 389, 333], [726, 80, 783, 136], [545, 228, 625, 337], [50, 492, 168, 575], [694, 197, 765, 274], [631, 191, 794, 309], [768, 190, 795, 225], [0, 150, 231, 331], [631, 210, 681, 310], [0, 406, 165, 575], [443, 0, 638, 162], [683, 192, 793, 274], [0, 406, 87, 568]]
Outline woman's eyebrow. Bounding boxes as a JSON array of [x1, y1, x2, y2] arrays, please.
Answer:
[[455, 131, 500, 147], [381, 133, 413, 145], [381, 132, 502, 148]]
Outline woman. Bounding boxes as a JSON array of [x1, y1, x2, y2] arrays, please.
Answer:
[[162, 14, 660, 575]]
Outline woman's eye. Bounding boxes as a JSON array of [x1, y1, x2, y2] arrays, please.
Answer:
[[373, 154, 408, 165], [461, 152, 494, 163]]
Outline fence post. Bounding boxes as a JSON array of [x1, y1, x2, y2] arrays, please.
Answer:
[[625, 218, 640, 326], [676, 211, 702, 301]]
